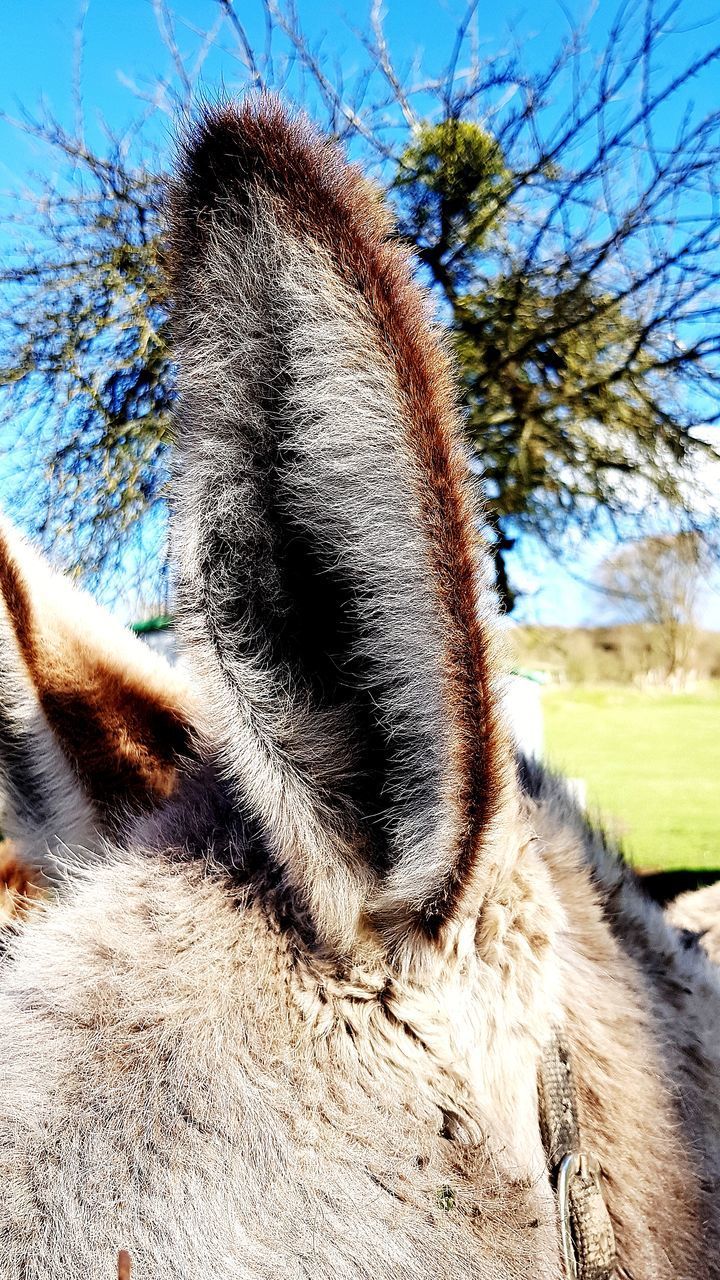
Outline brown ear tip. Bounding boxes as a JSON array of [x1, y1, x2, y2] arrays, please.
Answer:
[[171, 92, 304, 209], [167, 92, 308, 293], [167, 94, 392, 307]]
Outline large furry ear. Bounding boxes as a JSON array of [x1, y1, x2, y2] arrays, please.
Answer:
[[0, 516, 196, 885], [169, 98, 511, 951]]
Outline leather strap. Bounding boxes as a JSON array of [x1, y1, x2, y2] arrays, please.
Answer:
[[538, 1033, 617, 1280]]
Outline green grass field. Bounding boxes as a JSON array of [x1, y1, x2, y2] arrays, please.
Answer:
[[542, 683, 720, 871]]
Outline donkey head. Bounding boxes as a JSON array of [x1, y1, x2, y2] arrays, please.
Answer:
[[168, 98, 514, 958], [2, 100, 717, 1280], [0, 516, 197, 904]]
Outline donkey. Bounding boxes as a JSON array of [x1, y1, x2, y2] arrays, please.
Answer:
[[1, 99, 719, 1280], [0, 515, 196, 923]]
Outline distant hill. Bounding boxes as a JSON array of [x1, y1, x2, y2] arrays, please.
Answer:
[[511, 623, 720, 685]]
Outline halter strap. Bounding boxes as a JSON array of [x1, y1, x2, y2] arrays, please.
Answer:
[[538, 1033, 617, 1280]]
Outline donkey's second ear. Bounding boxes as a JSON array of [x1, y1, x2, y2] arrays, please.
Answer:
[[0, 516, 197, 880], [169, 99, 511, 951]]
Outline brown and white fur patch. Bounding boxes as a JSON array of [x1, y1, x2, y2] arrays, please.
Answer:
[[0, 516, 198, 917], [0, 841, 43, 927]]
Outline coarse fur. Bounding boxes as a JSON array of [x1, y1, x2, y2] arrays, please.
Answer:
[[0, 98, 719, 1280], [168, 98, 510, 957], [668, 879, 720, 963], [0, 516, 198, 921]]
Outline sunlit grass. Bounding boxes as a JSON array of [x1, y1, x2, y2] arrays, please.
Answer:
[[542, 682, 720, 870]]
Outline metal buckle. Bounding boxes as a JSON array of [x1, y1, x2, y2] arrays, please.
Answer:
[[556, 1151, 603, 1279]]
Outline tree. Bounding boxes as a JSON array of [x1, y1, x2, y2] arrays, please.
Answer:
[[1, 0, 719, 610], [0, 123, 170, 601], [598, 532, 710, 678]]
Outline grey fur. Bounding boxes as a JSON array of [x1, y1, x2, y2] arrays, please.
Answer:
[[668, 880, 720, 963], [171, 204, 503, 952]]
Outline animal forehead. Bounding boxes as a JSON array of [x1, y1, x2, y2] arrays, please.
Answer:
[[0, 853, 558, 1276]]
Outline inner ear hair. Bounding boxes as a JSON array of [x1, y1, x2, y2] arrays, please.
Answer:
[[168, 99, 512, 952]]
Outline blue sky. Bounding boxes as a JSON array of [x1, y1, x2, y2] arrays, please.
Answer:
[[1, 0, 719, 625]]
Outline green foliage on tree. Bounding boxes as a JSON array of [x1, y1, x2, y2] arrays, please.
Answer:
[[0, 0, 718, 611], [393, 120, 509, 271], [392, 118, 717, 609], [0, 123, 170, 593]]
